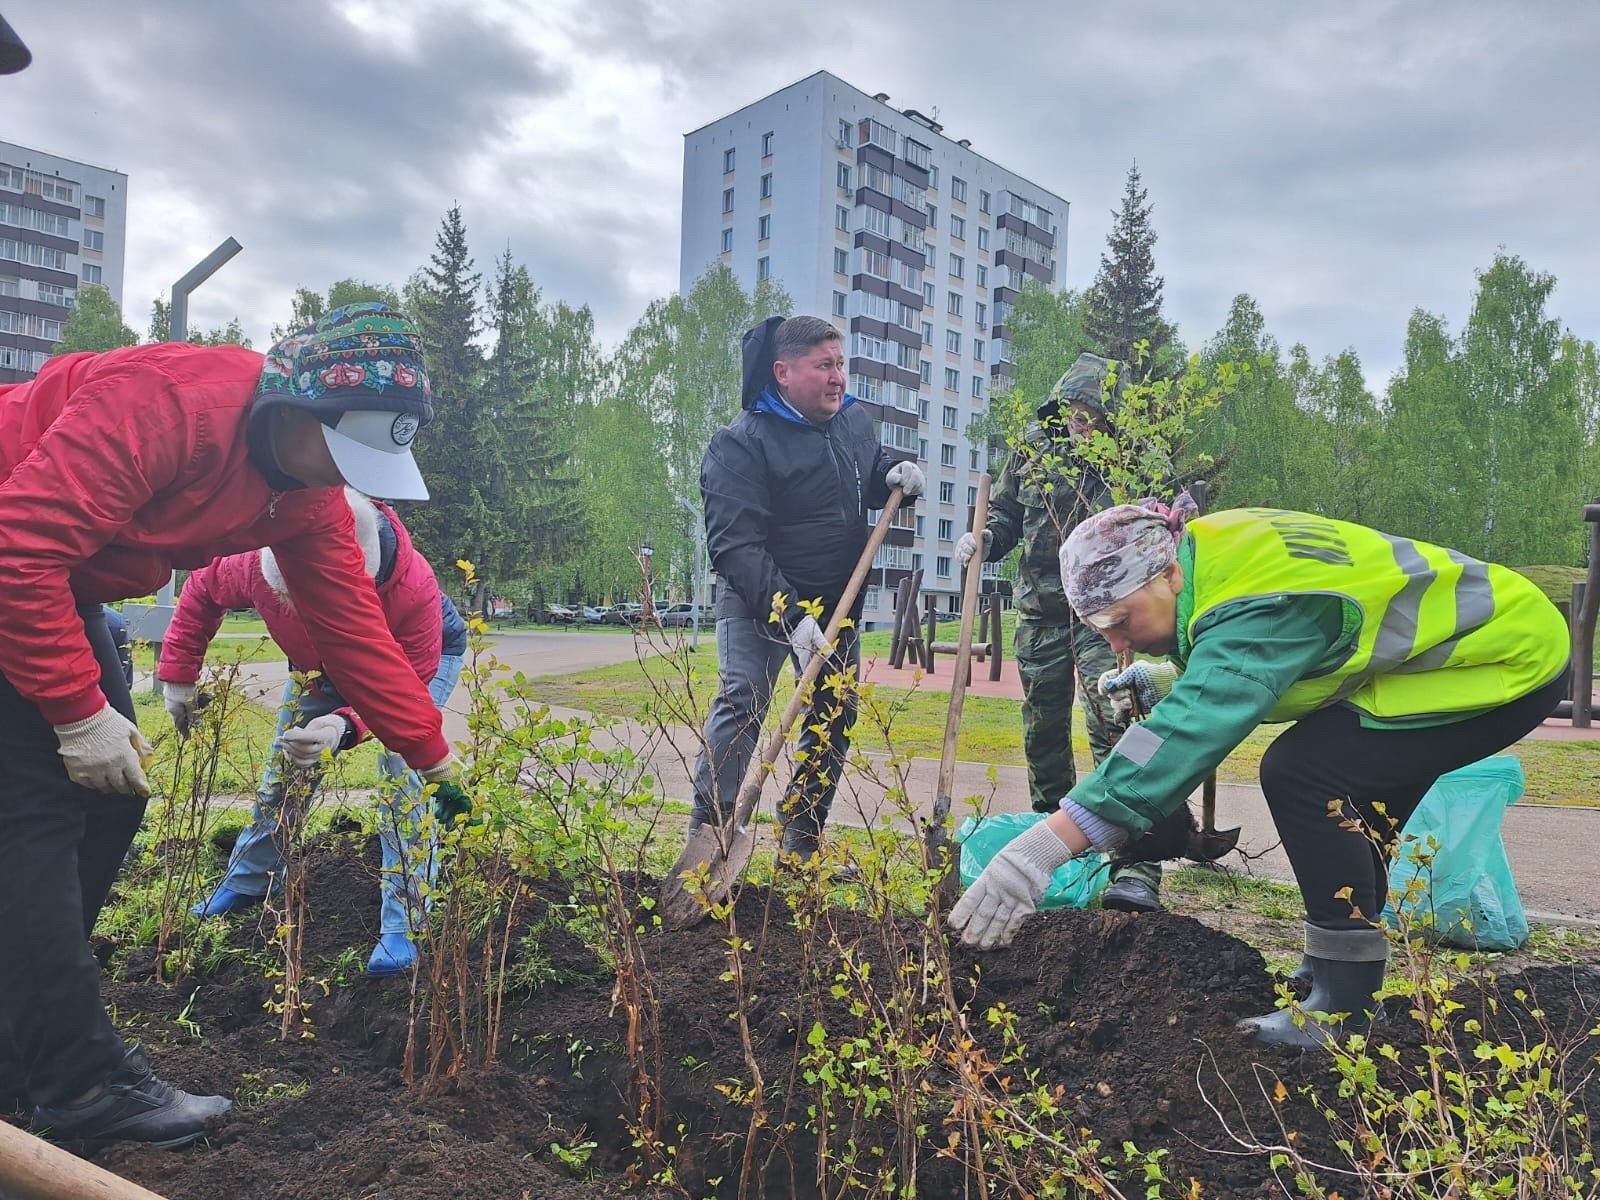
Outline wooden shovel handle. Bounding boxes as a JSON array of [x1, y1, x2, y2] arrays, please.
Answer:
[[0, 1119, 171, 1200]]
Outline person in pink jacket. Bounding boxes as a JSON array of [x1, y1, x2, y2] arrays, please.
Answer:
[[158, 489, 468, 976]]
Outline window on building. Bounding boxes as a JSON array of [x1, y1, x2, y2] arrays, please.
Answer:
[[967, 485, 978, 506], [918, 397, 930, 420], [944, 367, 960, 391], [82, 229, 104, 252], [928, 164, 939, 190], [945, 330, 961, 354], [757, 256, 771, 281], [722, 187, 734, 213], [761, 131, 773, 156], [938, 518, 953, 541], [970, 447, 980, 469], [923, 281, 935, 305], [758, 214, 771, 240], [837, 118, 853, 147], [832, 290, 847, 318], [81, 262, 102, 284], [924, 202, 936, 230], [720, 228, 733, 253], [834, 247, 849, 275], [971, 375, 984, 399], [942, 404, 958, 429], [977, 227, 989, 251], [976, 264, 988, 288], [974, 338, 984, 362], [84, 195, 106, 219], [723, 147, 736, 173], [939, 481, 954, 503], [921, 320, 932, 346], [836, 162, 851, 191], [949, 254, 964, 279], [919, 360, 931, 385], [915, 514, 925, 536], [760, 172, 773, 199], [950, 214, 965, 241], [979, 189, 991, 213], [975, 301, 987, 328], [948, 292, 963, 317], [0, 276, 17, 297], [951, 177, 967, 203], [912, 552, 924, 571], [836, 204, 850, 232]]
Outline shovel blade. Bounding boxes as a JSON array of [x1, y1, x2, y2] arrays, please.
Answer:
[[1186, 824, 1243, 863], [659, 823, 758, 929]]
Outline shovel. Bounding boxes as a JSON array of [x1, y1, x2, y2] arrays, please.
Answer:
[[660, 489, 906, 928], [924, 473, 990, 910], [1186, 773, 1242, 862], [0, 1118, 171, 1200]]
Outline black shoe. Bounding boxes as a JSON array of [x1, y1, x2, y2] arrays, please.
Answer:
[[32, 1046, 232, 1148], [1101, 875, 1162, 913]]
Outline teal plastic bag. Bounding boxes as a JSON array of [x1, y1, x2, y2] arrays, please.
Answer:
[[1382, 756, 1529, 951], [956, 812, 1111, 909]]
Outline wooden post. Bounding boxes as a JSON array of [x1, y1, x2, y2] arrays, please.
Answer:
[[888, 575, 913, 668], [923, 598, 939, 673], [1574, 579, 1594, 727], [987, 591, 1004, 681]]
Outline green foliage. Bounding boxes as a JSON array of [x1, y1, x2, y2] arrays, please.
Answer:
[[270, 278, 400, 341], [145, 297, 252, 347], [51, 283, 138, 354]]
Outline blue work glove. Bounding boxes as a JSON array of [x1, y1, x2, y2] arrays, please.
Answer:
[[1097, 660, 1179, 724]]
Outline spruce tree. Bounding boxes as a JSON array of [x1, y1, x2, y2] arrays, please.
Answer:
[[1085, 162, 1173, 370]]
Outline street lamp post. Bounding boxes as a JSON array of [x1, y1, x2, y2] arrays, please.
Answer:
[[639, 539, 657, 629]]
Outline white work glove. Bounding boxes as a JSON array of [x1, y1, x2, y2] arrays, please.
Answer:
[[948, 820, 1074, 949], [54, 705, 153, 797], [163, 682, 201, 738], [885, 461, 925, 497], [955, 529, 992, 568], [419, 753, 460, 783], [280, 714, 350, 767], [1097, 660, 1180, 725], [787, 615, 830, 672]]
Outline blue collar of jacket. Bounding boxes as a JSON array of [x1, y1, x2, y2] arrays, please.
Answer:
[[754, 384, 857, 426]]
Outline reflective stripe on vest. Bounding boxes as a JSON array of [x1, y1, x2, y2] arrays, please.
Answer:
[[1186, 509, 1568, 723]]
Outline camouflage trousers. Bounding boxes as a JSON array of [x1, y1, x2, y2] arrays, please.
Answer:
[[1014, 619, 1160, 890]]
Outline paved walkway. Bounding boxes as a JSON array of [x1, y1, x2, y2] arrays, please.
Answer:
[[218, 630, 1600, 924]]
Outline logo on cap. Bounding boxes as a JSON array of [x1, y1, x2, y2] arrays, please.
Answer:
[[391, 413, 419, 448]]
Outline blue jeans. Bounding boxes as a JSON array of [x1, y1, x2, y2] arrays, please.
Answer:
[[689, 617, 859, 853], [217, 655, 463, 935]]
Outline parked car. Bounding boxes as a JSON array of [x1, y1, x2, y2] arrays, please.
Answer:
[[544, 603, 579, 625], [603, 603, 643, 627], [658, 603, 709, 629], [580, 606, 609, 624]]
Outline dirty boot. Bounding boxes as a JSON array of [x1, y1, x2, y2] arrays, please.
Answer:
[[777, 821, 859, 883], [1101, 861, 1163, 913], [1240, 925, 1387, 1049], [191, 881, 266, 919], [367, 932, 417, 977], [32, 1046, 232, 1148], [1286, 954, 1314, 998]]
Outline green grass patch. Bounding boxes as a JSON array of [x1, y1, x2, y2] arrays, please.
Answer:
[[1513, 564, 1586, 603]]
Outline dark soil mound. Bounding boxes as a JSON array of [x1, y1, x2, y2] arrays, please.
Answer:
[[34, 836, 1600, 1199]]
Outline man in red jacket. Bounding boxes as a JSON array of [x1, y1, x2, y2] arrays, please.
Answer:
[[0, 303, 460, 1147], [158, 489, 468, 977]]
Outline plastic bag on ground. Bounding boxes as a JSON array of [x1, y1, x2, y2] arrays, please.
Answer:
[[1382, 756, 1529, 951], [956, 812, 1111, 909]]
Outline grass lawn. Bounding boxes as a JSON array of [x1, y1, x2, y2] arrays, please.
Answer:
[[529, 644, 1600, 808]]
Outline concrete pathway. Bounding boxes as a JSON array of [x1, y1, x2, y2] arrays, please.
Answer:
[[216, 630, 1600, 924]]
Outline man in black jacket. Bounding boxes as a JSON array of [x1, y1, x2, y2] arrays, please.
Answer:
[[692, 315, 924, 866]]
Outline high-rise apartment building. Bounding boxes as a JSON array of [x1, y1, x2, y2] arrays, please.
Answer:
[[0, 140, 129, 383], [681, 71, 1067, 628]]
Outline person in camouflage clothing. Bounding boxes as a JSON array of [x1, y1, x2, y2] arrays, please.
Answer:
[[956, 352, 1165, 912]]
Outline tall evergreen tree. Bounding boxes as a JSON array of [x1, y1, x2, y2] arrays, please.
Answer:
[[1085, 161, 1174, 370]]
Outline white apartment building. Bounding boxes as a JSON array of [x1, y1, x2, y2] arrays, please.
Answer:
[[0, 140, 129, 382], [681, 71, 1068, 628]]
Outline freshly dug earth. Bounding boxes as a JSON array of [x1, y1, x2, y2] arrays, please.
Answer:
[[24, 833, 1599, 1199]]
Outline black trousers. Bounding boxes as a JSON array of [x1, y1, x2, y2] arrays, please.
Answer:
[[0, 606, 145, 1106], [1262, 672, 1568, 930]]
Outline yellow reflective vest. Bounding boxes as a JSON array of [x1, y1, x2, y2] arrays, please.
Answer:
[[1181, 509, 1569, 724]]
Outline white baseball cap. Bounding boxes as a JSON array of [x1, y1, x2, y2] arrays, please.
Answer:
[[320, 410, 429, 501]]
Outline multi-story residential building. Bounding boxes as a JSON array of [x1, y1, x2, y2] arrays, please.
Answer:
[[0, 140, 129, 382], [681, 71, 1067, 629]]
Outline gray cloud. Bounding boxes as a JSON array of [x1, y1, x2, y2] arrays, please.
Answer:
[[2, 0, 1595, 388]]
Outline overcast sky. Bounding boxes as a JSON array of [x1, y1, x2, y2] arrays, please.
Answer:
[[4, 0, 1596, 389]]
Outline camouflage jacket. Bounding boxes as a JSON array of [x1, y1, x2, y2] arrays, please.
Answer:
[[984, 429, 1112, 623]]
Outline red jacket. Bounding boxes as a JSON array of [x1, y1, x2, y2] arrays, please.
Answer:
[[158, 499, 444, 747], [0, 343, 449, 768]]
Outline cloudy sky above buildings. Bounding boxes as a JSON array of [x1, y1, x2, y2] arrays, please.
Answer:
[[4, 0, 1597, 386]]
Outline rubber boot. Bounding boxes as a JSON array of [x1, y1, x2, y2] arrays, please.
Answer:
[[1240, 925, 1387, 1049], [366, 932, 417, 977], [1286, 954, 1314, 998], [191, 881, 266, 919], [777, 818, 859, 883], [1101, 861, 1163, 913], [32, 1046, 232, 1148]]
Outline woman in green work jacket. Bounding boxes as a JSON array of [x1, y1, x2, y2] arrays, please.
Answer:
[[949, 499, 1570, 1048]]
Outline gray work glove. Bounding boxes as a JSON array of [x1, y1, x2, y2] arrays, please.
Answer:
[[885, 461, 925, 497], [163, 681, 201, 738], [280, 714, 349, 767], [948, 820, 1074, 949], [1097, 660, 1179, 724], [54, 704, 153, 797], [955, 530, 992, 568], [787, 615, 830, 673]]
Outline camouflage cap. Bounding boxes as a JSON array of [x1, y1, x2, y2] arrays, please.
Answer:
[[1061, 493, 1198, 617], [1046, 352, 1123, 418]]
